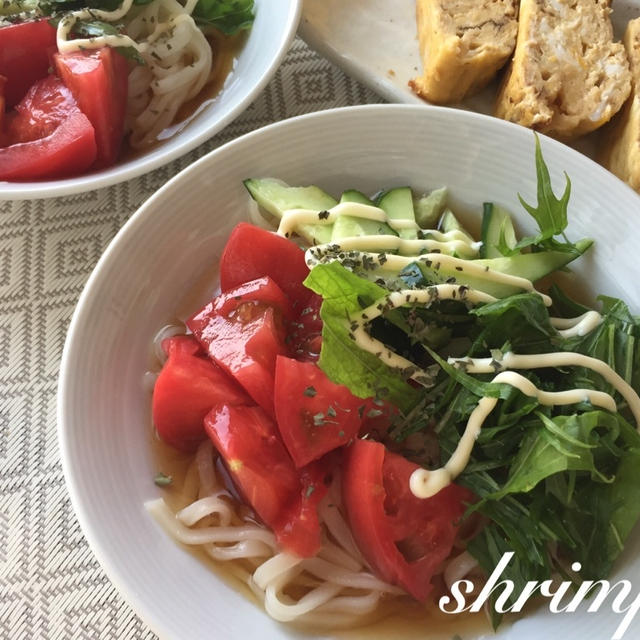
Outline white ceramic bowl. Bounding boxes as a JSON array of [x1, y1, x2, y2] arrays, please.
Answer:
[[58, 104, 640, 640], [0, 0, 301, 200]]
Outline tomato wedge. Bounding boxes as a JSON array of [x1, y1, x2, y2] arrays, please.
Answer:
[[152, 343, 249, 452], [55, 47, 129, 167], [160, 334, 204, 358], [0, 77, 97, 181], [205, 404, 327, 557], [342, 438, 472, 601], [187, 280, 290, 418], [212, 276, 293, 320], [289, 292, 323, 361], [0, 75, 6, 140], [220, 223, 312, 310], [5, 75, 80, 144], [274, 356, 364, 467], [0, 20, 57, 108]]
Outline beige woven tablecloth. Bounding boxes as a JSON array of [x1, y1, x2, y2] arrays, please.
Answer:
[[0, 37, 383, 639]]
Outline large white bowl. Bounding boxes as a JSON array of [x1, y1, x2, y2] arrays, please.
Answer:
[[58, 104, 640, 640], [0, 0, 300, 200]]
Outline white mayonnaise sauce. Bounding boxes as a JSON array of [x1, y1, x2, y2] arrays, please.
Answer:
[[448, 351, 640, 427], [550, 310, 602, 338], [410, 371, 618, 498], [350, 285, 497, 382], [278, 202, 480, 257], [278, 203, 388, 237]]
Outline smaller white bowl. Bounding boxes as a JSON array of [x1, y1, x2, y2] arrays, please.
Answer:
[[0, 0, 301, 200]]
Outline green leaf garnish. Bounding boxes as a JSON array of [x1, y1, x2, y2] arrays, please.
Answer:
[[304, 262, 421, 413], [517, 134, 571, 244], [192, 0, 255, 35]]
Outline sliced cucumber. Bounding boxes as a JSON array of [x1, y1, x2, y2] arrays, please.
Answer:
[[331, 189, 397, 239], [417, 239, 592, 299], [376, 187, 417, 239], [244, 178, 337, 245], [480, 203, 517, 259], [340, 189, 374, 205], [439, 209, 472, 237], [414, 187, 447, 229], [474, 239, 592, 283], [331, 216, 397, 240]]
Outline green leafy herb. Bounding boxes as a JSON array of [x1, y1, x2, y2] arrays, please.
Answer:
[[517, 134, 571, 248], [469, 293, 558, 355], [492, 411, 620, 498], [304, 262, 421, 412], [303, 386, 317, 397], [192, 0, 254, 34], [71, 19, 120, 37], [45, 16, 145, 64]]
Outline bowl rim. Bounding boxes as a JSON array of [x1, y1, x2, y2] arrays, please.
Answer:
[[57, 102, 640, 639], [0, 0, 302, 201]]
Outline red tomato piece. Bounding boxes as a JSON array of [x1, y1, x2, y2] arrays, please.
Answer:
[[342, 438, 472, 602], [277, 461, 328, 557], [289, 292, 323, 361], [152, 347, 249, 452], [4, 75, 82, 144], [0, 20, 57, 108], [213, 276, 293, 321], [0, 75, 6, 140], [0, 78, 97, 181], [188, 280, 291, 416], [160, 335, 204, 358], [188, 298, 288, 418], [359, 397, 398, 439], [54, 47, 128, 167], [274, 356, 364, 467], [205, 404, 326, 557], [219, 223, 312, 310]]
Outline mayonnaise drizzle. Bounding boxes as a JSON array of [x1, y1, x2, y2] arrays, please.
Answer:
[[309, 233, 480, 258], [409, 371, 618, 498], [350, 285, 497, 384], [448, 351, 640, 427], [278, 202, 479, 257], [278, 203, 388, 236], [307, 247, 553, 305], [550, 311, 603, 338]]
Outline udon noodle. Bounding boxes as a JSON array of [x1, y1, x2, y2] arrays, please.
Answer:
[[146, 436, 485, 629], [56, 0, 214, 148]]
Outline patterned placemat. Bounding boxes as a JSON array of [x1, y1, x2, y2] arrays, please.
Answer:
[[0, 38, 383, 639]]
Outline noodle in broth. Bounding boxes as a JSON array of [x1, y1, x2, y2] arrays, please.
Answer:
[[146, 432, 489, 633], [56, 0, 225, 148]]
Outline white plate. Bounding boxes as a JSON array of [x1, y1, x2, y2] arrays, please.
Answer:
[[58, 104, 640, 640], [299, 0, 640, 160], [0, 0, 301, 200]]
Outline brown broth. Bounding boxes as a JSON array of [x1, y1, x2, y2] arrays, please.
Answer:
[[121, 30, 245, 161], [149, 430, 264, 607], [175, 31, 245, 123], [150, 425, 493, 638]]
